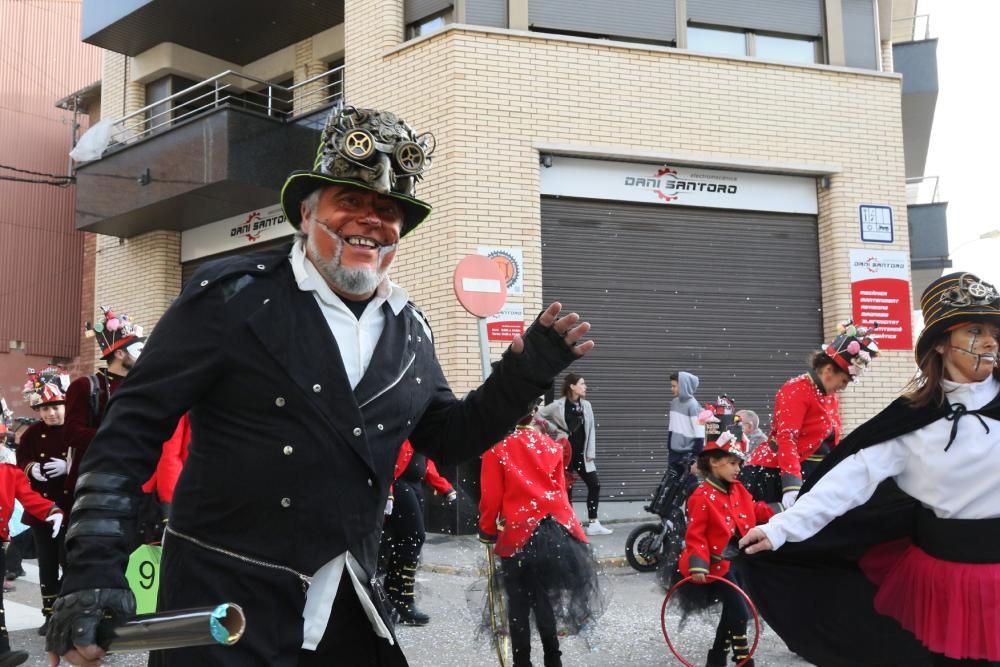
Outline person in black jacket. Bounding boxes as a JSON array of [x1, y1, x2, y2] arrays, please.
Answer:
[[46, 104, 594, 667]]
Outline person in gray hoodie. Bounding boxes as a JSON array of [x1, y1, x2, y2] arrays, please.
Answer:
[[667, 371, 705, 478]]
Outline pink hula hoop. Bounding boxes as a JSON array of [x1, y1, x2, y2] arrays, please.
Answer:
[[660, 574, 761, 667]]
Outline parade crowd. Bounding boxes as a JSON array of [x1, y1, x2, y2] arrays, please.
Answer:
[[0, 103, 996, 667]]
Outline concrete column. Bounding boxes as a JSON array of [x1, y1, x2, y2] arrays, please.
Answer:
[[824, 0, 846, 66], [508, 0, 528, 30], [675, 0, 687, 48]]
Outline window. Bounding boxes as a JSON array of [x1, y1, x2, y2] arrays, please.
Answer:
[[687, 27, 747, 57], [754, 34, 818, 64], [687, 25, 820, 64], [406, 10, 452, 39]]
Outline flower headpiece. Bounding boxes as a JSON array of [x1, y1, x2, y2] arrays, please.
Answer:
[[825, 320, 880, 380]]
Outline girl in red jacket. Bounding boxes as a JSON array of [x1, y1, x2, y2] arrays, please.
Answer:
[[679, 417, 776, 667], [0, 462, 63, 666], [479, 409, 603, 667]]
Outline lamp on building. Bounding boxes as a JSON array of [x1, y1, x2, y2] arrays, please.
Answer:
[[952, 229, 1000, 253]]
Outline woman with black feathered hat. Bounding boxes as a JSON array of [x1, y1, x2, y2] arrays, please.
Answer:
[[739, 272, 1000, 667]]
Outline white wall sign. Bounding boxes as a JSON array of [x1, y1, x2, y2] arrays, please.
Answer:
[[859, 204, 894, 243], [181, 204, 294, 262], [477, 246, 523, 295], [540, 156, 818, 215]]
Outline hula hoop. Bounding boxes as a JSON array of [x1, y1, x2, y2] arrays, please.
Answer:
[[660, 574, 761, 667]]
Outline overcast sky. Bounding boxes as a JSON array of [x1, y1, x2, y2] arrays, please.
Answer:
[[920, 0, 1000, 283]]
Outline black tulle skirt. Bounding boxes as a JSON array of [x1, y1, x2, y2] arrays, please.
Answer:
[[469, 517, 608, 638]]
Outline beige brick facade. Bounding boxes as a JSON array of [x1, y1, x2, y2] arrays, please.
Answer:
[[90, 2, 915, 431], [339, 1, 913, 429]]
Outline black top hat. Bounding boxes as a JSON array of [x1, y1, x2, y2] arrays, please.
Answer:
[[280, 104, 434, 237], [916, 272, 1000, 361]]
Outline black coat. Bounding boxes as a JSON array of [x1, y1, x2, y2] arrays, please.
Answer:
[[741, 389, 1000, 667], [62, 243, 575, 665]]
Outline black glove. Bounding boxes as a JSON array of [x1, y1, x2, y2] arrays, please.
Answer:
[[499, 315, 579, 386], [46, 588, 136, 654]]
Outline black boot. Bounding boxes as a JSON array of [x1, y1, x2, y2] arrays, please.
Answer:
[[36, 616, 49, 637], [731, 629, 753, 666], [0, 650, 29, 667], [542, 636, 562, 667], [706, 647, 729, 667], [392, 564, 430, 625]]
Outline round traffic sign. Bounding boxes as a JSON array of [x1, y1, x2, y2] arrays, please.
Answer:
[[453, 255, 507, 318]]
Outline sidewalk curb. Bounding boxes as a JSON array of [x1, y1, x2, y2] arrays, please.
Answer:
[[422, 555, 631, 577]]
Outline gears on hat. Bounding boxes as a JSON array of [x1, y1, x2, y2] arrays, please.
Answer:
[[915, 272, 1000, 361], [825, 320, 880, 380], [85, 306, 144, 360], [23, 366, 70, 409], [280, 103, 435, 236]]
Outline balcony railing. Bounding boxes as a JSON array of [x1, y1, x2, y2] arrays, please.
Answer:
[[906, 176, 940, 206], [109, 65, 343, 148], [892, 14, 931, 42]]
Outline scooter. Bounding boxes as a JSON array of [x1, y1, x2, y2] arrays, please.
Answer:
[[624, 457, 695, 573]]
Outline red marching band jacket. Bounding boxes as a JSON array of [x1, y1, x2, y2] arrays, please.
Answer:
[[680, 477, 775, 578], [479, 427, 587, 558], [392, 440, 453, 495], [746, 372, 841, 492], [0, 464, 58, 541], [141, 413, 192, 503]]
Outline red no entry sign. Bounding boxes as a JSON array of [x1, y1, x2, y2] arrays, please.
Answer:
[[453, 254, 507, 318]]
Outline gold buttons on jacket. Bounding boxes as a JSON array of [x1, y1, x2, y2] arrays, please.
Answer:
[[275, 397, 286, 407]]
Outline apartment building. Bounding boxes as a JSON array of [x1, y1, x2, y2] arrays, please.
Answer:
[[72, 0, 943, 500]]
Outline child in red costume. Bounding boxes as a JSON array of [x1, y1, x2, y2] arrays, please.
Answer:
[[679, 413, 776, 667], [0, 463, 63, 666], [479, 410, 602, 667]]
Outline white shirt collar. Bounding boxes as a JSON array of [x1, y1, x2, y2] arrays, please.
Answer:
[[289, 237, 408, 315]]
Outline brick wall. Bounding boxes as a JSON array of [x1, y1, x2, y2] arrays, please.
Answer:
[[343, 2, 913, 429], [91, 231, 181, 364]]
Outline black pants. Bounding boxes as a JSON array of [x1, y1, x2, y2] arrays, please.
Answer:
[[4, 530, 33, 576], [568, 459, 600, 521], [501, 551, 560, 667], [0, 547, 10, 653], [710, 570, 751, 662], [381, 479, 425, 609], [31, 523, 66, 618], [297, 580, 406, 666]]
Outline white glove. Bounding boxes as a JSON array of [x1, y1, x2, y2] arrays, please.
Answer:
[[46, 511, 63, 538], [42, 458, 68, 478], [30, 464, 47, 483], [384, 497, 394, 516], [445, 490, 457, 503], [782, 490, 799, 509]]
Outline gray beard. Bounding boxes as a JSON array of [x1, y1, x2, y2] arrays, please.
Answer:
[[306, 227, 394, 297]]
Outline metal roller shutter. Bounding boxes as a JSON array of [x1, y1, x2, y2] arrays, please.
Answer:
[[181, 238, 292, 287], [541, 197, 821, 500]]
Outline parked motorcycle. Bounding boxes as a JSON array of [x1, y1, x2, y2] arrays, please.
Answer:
[[625, 457, 695, 574]]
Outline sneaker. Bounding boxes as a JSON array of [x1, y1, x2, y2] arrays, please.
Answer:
[[586, 521, 613, 536]]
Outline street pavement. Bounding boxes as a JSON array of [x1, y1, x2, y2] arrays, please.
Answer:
[[6, 502, 813, 665]]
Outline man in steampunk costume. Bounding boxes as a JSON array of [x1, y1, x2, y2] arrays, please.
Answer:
[[47, 104, 594, 667], [16, 367, 72, 636]]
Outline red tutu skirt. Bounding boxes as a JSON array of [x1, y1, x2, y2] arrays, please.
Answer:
[[859, 538, 1000, 660]]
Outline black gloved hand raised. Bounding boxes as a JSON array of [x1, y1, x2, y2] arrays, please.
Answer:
[[46, 588, 137, 655], [499, 314, 581, 386]]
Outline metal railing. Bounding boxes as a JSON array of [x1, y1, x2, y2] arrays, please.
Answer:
[[109, 65, 344, 148], [892, 14, 932, 42], [906, 176, 940, 206]]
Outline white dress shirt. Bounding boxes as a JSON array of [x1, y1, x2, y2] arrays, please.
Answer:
[[289, 238, 409, 648], [761, 375, 1000, 550]]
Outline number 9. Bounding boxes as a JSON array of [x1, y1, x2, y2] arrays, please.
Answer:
[[139, 560, 156, 590]]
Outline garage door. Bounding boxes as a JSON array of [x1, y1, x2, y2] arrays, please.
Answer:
[[541, 197, 822, 500]]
